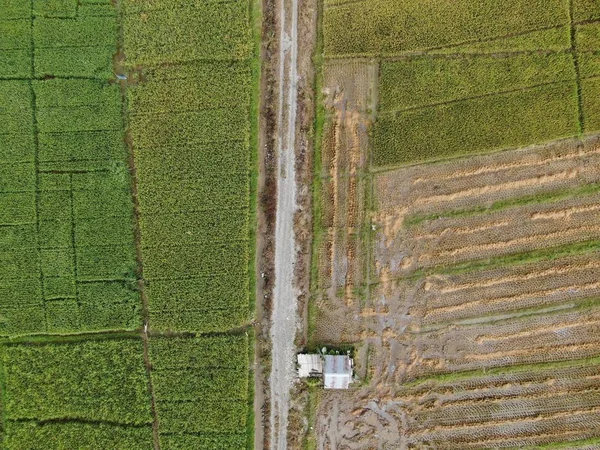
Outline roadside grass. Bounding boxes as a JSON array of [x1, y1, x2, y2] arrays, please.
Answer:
[[303, 384, 322, 450], [307, 0, 326, 347]]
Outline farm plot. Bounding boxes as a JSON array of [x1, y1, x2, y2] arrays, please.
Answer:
[[312, 1, 600, 446], [313, 0, 600, 348], [148, 334, 252, 449], [323, 0, 600, 167], [313, 136, 600, 448], [0, 1, 140, 336], [0, 337, 154, 449], [1, 0, 258, 447], [123, 0, 257, 333]]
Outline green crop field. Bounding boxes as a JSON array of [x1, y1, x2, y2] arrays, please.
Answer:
[[323, 0, 600, 166], [0, 0, 258, 447], [123, 0, 257, 333]]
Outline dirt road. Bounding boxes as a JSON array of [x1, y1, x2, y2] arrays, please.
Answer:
[[269, 0, 300, 448]]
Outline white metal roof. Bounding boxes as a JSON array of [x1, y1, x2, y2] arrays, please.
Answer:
[[297, 354, 323, 378], [323, 355, 352, 389]]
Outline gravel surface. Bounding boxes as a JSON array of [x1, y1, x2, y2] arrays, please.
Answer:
[[269, 0, 300, 449]]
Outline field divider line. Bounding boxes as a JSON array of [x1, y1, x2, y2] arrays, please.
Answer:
[[569, 0, 585, 134], [28, 2, 48, 333], [68, 173, 81, 326], [7, 417, 152, 429], [378, 79, 577, 116], [113, 0, 160, 447]]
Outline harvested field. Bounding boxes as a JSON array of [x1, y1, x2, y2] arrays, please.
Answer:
[[311, 0, 600, 446], [313, 135, 600, 449]]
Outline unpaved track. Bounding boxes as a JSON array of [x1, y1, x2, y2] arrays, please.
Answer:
[[269, 0, 300, 448]]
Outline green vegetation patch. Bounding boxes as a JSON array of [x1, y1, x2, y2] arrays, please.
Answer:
[[149, 335, 250, 438], [576, 23, 600, 79], [573, 0, 600, 21], [127, 24, 255, 332], [373, 82, 579, 166], [32, 0, 78, 18], [128, 61, 252, 113], [323, 0, 569, 57], [0, 49, 32, 79], [3, 422, 153, 450], [33, 10, 117, 78], [33, 16, 116, 48], [130, 107, 249, 148], [30, 78, 139, 332], [122, 2, 252, 65], [0, 0, 32, 19], [426, 26, 571, 55], [379, 53, 576, 111], [1, 338, 153, 424], [0, 19, 31, 50], [0, 0, 140, 336], [582, 77, 600, 131], [159, 434, 247, 450], [35, 46, 115, 79]]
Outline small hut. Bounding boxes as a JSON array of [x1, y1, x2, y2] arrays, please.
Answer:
[[323, 355, 353, 389], [297, 354, 323, 378]]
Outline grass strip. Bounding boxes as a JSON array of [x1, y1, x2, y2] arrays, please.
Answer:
[[402, 353, 600, 388], [405, 239, 600, 281], [405, 182, 600, 227]]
